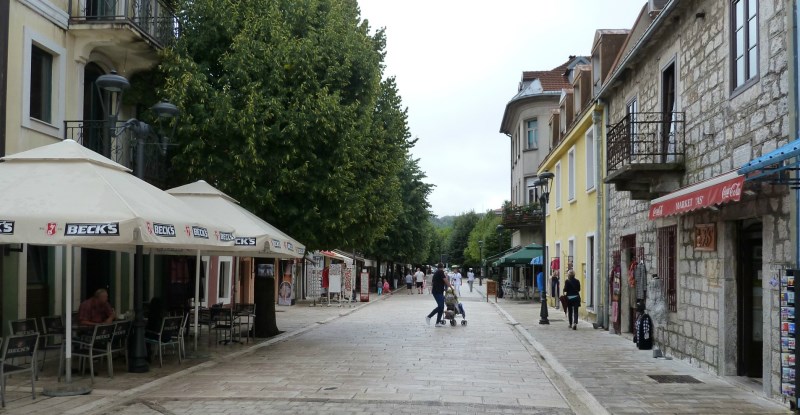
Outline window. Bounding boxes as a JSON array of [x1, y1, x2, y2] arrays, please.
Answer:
[[585, 129, 596, 190], [567, 238, 574, 271], [555, 162, 562, 209], [657, 225, 677, 312], [568, 148, 575, 201], [526, 177, 538, 204], [555, 242, 561, 273], [586, 235, 595, 308], [731, 0, 758, 89], [526, 119, 538, 149], [30, 45, 53, 123], [218, 256, 233, 304]]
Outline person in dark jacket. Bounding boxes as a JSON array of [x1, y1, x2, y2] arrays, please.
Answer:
[[425, 263, 453, 327], [563, 269, 581, 330]]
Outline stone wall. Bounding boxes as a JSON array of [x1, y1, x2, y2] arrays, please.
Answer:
[[603, 0, 791, 396]]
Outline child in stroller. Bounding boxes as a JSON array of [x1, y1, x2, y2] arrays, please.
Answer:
[[443, 287, 467, 326]]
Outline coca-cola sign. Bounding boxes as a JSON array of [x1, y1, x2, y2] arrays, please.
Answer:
[[721, 181, 742, 199], [649, 173, 745, 220]]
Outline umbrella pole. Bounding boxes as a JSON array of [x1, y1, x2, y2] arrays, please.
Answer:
[[65, 244, 72, 383], [194, 250, 200, 352], [128, 244, 149, 372]]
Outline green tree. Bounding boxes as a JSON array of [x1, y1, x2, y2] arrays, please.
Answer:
[[444, 211, 479, 267], [160, 0, 409, 250]]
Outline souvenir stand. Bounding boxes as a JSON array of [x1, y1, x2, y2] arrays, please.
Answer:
[[328, 263, 343, 306], [781, 269, 797, 407]]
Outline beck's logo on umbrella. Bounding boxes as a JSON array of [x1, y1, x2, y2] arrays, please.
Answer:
[[65, 222, 120, 236], [218, 231, 235, 242], [272, 239, 282, 249], [151, 223, 176, 237], [0, 220, 14, 234], [191, 226, 209, 239], [236, 237, 257, 246]]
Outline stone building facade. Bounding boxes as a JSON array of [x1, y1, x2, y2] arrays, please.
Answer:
[[599, 0, 792, 398]]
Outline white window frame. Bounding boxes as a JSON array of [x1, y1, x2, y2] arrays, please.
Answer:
[[567, 147, 576, 202], [217, 256, 233, 305], [526, 177, 538, 205], [200, 256, 211, 306], [554, 241, 562, 273], [585, 232, 596, 310], [567, 237, 575, 271], [555, 162, 562, 210], [585, 129, 596, 191], [525, 119, 538, 150], [22, 27, 65, 138]]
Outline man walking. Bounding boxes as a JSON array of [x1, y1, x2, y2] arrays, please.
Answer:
[[414, 267, 425, 294], [452, 267, 463, 296], [405, 270, 414, 294], [426, 263, 452, 327], [467, 268, 475, 292]]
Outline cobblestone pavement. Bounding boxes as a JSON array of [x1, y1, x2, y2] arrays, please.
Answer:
[[475, 284, 791, 415]]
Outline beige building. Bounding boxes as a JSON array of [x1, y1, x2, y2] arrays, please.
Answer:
[[0, 0, 176, 328]]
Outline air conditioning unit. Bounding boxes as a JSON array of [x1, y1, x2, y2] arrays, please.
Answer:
[[648, 0, 669, 15]]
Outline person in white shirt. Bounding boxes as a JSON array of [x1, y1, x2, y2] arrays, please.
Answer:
[[414, 267, 425, 294], [467, 268, 475, 292], [452, 268, 463, 296]]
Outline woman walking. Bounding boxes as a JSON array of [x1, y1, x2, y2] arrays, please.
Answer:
[[563, 269, 581, 330]]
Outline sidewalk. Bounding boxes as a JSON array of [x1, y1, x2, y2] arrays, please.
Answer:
[[0, 293, 390, 414], [471, 283, 791, 414]]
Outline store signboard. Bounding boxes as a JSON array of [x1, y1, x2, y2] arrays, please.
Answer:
[[360, 270, 370, 302], [329, 264, 342, 294]]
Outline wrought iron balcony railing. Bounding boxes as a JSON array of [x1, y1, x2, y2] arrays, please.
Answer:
[[69, 0, 179, 47], [64, 120, 170, 187], [606, 111, 685, 173], [501, 204, 544, 228]]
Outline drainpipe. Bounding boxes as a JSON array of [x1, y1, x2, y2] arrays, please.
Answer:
[[0, 0, 8, 158], [593, 103, 606, 328]]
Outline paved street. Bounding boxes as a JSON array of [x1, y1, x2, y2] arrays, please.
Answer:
[[1, 285, 793, 414]]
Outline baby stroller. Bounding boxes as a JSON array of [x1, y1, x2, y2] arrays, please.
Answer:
[[444, 287, 467, 326]]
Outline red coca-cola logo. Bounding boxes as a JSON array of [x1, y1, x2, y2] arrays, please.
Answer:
[[721, 182, 742, 199], [652, 205, 664, 217]]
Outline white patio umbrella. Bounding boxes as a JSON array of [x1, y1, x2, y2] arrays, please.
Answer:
[[166, 180, 306, 350], [0, 139, 235, 382]]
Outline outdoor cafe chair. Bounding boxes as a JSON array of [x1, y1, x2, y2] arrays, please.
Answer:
[[145, 316, 182, 368], [59, 323, 115, 384], [177, 312, 190, 360], [0, 334, 39, 407], [234, 303, 255, 343], [8, 319, 40, 379], [39, 316, 65, 374], [211, 307, 238, 345], [109, 320, 132, 366]]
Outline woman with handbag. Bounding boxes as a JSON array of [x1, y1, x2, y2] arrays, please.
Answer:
[[563, 269, 581, 330]]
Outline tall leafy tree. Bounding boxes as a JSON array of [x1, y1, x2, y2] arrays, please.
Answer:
[[159, 0, 409, 249], [445, 212, 479, 267]]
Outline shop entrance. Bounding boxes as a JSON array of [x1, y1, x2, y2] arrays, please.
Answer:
[[737, 219, 763, 378]]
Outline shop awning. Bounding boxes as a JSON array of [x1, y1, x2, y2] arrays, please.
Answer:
[[648, 171, 744, 220], [738, 137, 800, 186], [484, 246, 521, 266], [495, 243, 544, 267]]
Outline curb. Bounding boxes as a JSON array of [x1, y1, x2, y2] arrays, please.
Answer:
[[71, 294, 390, 415], [473, 286, 610, 415]]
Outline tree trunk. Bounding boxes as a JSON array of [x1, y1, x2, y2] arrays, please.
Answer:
[[254, 274, 280, 338]]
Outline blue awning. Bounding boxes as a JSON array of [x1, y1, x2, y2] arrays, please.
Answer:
[[738, 137, 800, 181]]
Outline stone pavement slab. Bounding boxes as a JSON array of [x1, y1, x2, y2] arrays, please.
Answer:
[[473, 283, 792, 415]]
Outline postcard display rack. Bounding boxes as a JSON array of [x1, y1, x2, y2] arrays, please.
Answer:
[[781, 269, 797, 407]]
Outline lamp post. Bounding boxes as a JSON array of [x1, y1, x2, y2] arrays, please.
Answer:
[[478, 240, 483, 286], [96, 70, 180, 373], [534, 171, 554, 325], [495, 225, 504, 292]]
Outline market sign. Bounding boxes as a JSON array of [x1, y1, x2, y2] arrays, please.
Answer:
[[649, 172, 744, 220]]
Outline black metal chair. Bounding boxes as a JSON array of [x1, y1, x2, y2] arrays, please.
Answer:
[[39, 316, 65, 374], [211, 307, 238, 345], [59, 323, 115, 384], [0, 334, 39, 407], [109, 320, 132, 366], [145, 316, 182, 367], [8, 319, 40, 379], [234, 303, 255, 343]]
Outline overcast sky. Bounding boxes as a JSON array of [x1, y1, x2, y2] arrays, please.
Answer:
[[357, 0, 647, 217]]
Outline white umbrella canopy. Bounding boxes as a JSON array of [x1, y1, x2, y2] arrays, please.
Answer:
[[0, 139, 235, 383], [0, 139, 236, 249], [166, 180, 305, 259]]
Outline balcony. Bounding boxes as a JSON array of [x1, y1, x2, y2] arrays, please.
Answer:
[[501, 203, 544, 229], [64, 120, 171, 188], [69, 0, 178, 65], [605, 111, 685, 200]]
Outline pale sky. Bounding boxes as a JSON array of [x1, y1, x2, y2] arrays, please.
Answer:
[[357, 0, 647, 217]]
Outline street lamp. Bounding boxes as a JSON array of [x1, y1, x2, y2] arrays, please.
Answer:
[[96, 70, 180, 373], [478, 240, 483, 286], [534, 171, 554, 325], [495, 224, 504, 292]]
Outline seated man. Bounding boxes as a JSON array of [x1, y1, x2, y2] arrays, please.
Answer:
[[78, 288, 116, 326]]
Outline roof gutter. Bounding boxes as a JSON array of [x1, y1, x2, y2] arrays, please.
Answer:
[[595, 0, 680, 100]]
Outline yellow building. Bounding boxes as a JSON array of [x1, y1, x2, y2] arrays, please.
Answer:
[[538, 65, 603, 322], [1, 0, 175, 328]]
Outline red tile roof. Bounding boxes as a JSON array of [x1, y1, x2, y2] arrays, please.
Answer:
[[521, 60, 573, 92]]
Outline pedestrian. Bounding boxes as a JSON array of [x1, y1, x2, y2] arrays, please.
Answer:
[[426, 263, 452, 327], [452, 267, 463, 296], [414, 267, 425, 294], [536, 269, 545, 300], [383, 278, 392, 295], [551, 269, 561, 309], [467, 268, 475, 292], [563, 269, 581, 330], [377, 277, 383, 295], [405, 270, 414, 294]]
